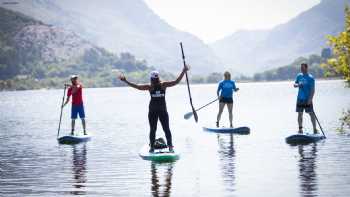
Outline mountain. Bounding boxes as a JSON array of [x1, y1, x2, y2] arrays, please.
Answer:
[[0, 7, 160, 90], [252, 55, 327, 81], [210, 0, 349, 75], [0, 0, 221, 74]]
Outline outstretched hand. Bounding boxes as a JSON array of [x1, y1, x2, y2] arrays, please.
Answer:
[[118, 74, 126, 81], [183, 64, 190, 72]]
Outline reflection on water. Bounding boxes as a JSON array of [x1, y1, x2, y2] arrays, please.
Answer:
[[1, 81, 350, 196], [298, 144, 318, 197], [70, 144, 87, 195], [217, 134, 236, 193], [151, 162, 174, 197]]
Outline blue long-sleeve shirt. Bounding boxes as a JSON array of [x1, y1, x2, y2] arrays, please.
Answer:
[[217, 80, 236, 98]]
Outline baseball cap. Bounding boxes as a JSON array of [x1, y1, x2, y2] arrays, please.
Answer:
[[70, 75, 78, 80], [150, 71, 159, 79]]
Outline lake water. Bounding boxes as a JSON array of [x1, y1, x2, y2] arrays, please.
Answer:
[[1, 80, 350, 196]]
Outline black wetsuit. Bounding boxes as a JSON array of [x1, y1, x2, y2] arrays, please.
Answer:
[[148, 84, 172, 148]]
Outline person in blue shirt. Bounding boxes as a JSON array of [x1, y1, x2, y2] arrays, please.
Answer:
[[216, 71, 239, 128], [294, 63, 318, 134]]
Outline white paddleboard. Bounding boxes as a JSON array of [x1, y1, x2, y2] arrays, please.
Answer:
[[203, 126, 250, 134]]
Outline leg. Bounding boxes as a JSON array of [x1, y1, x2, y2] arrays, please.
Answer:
[[81, 119, 86, 135], [71, 119, 76, 135], [77, 104, 86, 134], [308, 112, 317, 133], [158, 111, 173, 150], [216, 102, 225, 127], [71, 105, 78, 135], [298, 112, 303, 133], [227, 103, 233, 127], [306, 103, 317, 133], [148, 111, 158, 152]]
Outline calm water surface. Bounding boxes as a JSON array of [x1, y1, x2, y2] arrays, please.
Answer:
[[0, 80, 350, 196]]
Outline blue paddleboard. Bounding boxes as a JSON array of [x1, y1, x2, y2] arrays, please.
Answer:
[[139, 144, 180, 162], [203, 126, 250, 134], [58, 134, 91, 144], [285, 133, 325, 145]]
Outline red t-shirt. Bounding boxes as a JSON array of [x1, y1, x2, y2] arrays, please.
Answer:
[[67, 85, 83, 105]]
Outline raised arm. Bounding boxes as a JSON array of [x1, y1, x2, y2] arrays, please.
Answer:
[[162, 65, 189, 88], [119, 75, 150, 91]]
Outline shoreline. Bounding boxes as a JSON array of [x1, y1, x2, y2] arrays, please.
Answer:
[[0, 78, 346, 92]]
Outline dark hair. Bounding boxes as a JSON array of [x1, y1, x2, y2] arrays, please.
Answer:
[[150, 77, 161, 87], [301, 63, 308, 68], [150, 78, 163, 91]]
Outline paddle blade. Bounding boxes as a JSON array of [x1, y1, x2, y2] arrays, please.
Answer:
[[193, 109, 198, 123], [184, 112, 193, 120]]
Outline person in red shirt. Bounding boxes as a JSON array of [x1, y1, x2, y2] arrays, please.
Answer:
[[63, 75, 87, 135]]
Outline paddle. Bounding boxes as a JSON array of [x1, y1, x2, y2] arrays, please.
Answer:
[[297, 81, 326, 137], [57, 85, 67, 138], [184, 98, 218, 120], [313, 111, 326, 138], [180, 42, 198, 122]]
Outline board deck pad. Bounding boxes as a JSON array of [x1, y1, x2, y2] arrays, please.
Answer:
[[58, 134, 91, 144], [139, 144, 180, 162], [285, 133, 325, 145], [203, 126, 250, 134]]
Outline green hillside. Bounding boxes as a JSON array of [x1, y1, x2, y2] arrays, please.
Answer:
[[0, 7, 174, 90], [252, 55, 329, 81]]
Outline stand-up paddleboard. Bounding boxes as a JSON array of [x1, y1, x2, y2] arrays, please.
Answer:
[[203, 126, 250, 134], [285, 133, 325, 145], [58, 134, 91, 144], [139, 144, 180, 162]]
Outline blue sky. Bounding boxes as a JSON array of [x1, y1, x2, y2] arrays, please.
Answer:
[[144, 0, 321, 43]]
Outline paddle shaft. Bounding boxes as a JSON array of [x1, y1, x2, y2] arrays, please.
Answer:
[[195, 98, 218, 112], [57, 85, 67, 138], [180, 42, 197, 122], [313, 111, 326, 138], [298, 82, 325, 137]]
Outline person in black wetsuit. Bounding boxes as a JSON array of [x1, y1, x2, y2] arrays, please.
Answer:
[[118, 65, 189, 153]]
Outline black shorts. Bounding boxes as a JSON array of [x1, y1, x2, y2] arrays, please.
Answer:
[[219, 97, 233, 104], [296, 100, 314, 113]]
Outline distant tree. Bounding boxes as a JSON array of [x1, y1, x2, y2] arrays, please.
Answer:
[[321, 48, 332, 59], [191, 75, 205, 83], [324, 6, 350, 82], [253, 73, 263, 81], [206, 72, 223, 83]]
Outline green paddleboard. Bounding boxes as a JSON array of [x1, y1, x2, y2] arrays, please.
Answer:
[[139, 144, 180, 162]]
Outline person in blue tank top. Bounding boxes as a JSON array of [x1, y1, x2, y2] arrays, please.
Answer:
[[294, 63, 318, 134], [216, 71, 239, 128]]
